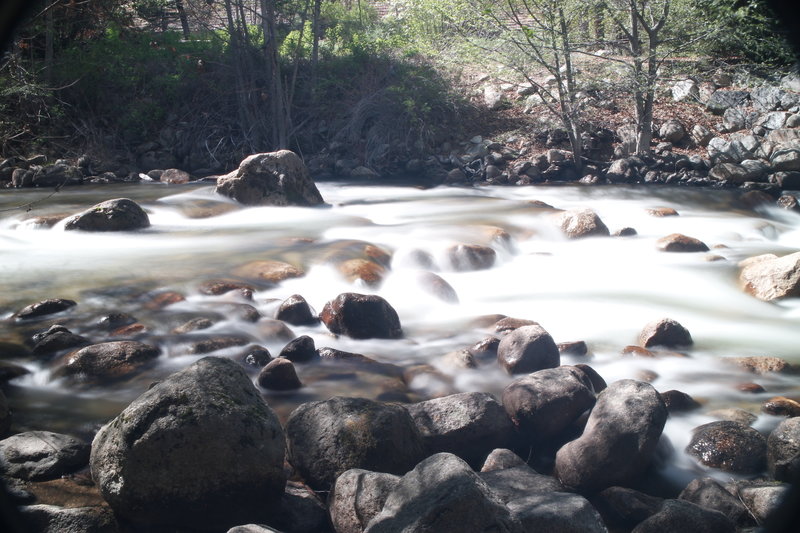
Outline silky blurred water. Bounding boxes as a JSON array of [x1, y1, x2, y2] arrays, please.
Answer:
[[1, 181, 799, 485]]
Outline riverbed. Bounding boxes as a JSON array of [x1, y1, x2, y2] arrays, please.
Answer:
[[1, 181, 799, 490]]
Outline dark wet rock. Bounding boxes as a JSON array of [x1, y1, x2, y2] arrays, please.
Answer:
[[329, 469, 400, 533], [257, 358, 302, 391], [777, 194, 800, 211], [468, 336, 500, 363], [64, 198, 150, 232], [0, 431, 89, 481], [187, 335, 251, 354], [275, 294, 319, 326], [739, 252, 800, 301], [591, 486, 663, 529], [480, 448, 527, 472], [656, 233, 709, 252], [679, 477, 753, 527], [497, 324, 560, 374], [14, 298, 77, 320], [0, 390, 10, 437], [555, 379, 667, 493], [502, 366, 595, 443], [60, 341, 160, 381], [416, 271, 459, 303], [406, 392, 513, 468], [278, 335, 318, 363], [494, 317, 539, 335], [558, 340, 588, 357], [632, 499, 735, 533], [686, 421, 767, 474], [19, 504, 119, 533], [216, 150, 325, 206], [320, 293, 402, 339], [31, 325, 90, 356], [725, 356, 796, 374], [557, 208, 610, 239], [172, 317, 215, 334], [232, 260, 305, 283], [574, 364, 607, 393], [770, 171, 800, 189], [507, 491, 607, 533], [274, 481, 331, 533], [285, 396, 426, 491], [238, 345, 272, 367], [614, 226, 638, 237], [638, 318, 693, 348], [337, 258, 387, 287], [0, 361, 30, 384], [90, 357, 286, 530], [762, 396, 800, 417], [708, 162, 749, 184], [768, 417, 800, 482], [479, 464, 565, 502], [446, 243, 496, 271], [198, 279, 254, 298], [363, 453, 522, 533], [706, 90, 749, 115], [660, 390, 701, 412]]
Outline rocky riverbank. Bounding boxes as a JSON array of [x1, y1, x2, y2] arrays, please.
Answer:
[[1, 154, 800, 532]]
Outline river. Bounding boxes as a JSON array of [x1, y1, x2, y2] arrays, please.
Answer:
[[1, 181, 799, 489]]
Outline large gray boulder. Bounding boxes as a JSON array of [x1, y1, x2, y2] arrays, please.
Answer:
[[706, 90, 749, 115], [90, 357, 286, 530], [479, 463, 565, 502], [329, 469, 400, 533], [406, 392, 513, 468], [364, 453, 523, 533], [64, 199, 150, 232], [554, 380, 667, 493], [768, 417, 800, 482], [739, 252, 800, 301], [285, 396, 426, 491], [507, 492, 608, 533], [502, 366, 596, 443], [0, 431, 89, 480], [497, 324, 560, 374], [679, 477, 753, 527], [216, 150, 325, 206]]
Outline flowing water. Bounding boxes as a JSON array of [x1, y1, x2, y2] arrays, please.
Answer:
[[1, 181, 799, 490]]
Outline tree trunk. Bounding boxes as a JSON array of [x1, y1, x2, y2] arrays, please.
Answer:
[[175, 0, 191, 39]]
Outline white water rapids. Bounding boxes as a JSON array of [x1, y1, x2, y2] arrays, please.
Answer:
[[1, 181, 799, 489]]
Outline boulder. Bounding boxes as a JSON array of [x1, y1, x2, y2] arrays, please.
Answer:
[[275, 294, 318, 326], [160, 168, 192, 184], [507, 492, 607, 533], [722, 107, 757, 132], [416, 271, 459, 303], [364, 453, 522, 533], [554, 380, 667, 493], [14, 298, 77, 320], [638, 318, 693, 348], [329, 469, 400, 533], [757, 111, 789, 131], [770, 171, 800, 189], [480, 448, 527, 472], [557, 208, 610, 239], [232, 260, 305, 283], [762, 396, 800, 417], [496, 324, 560, 375], [708, 163, 749, 184], [320, 293, 402, 339], [31, 325, 90, 356], [337, 258, 387, 286], [406, 392, 513, 468], [285, 396, 426, 491], [591, 486, 663, 529], [502, 366, 595, 443], [679, 477, 753, 527], [706, 90, 749, 115], [606, 158, 638, 182], [632, 500, 735, 533], [479, 464, 565, 502], [64, 199, 150, 232], [0, 390, 10, 437], [656, 233, 709, 253], [19, 504, 119, 533], [90, 357, 286, 530], [275, 481, 331, 533], [739, 251, 800, 301], [257, 358, 302, 390], [771, 149, 800, 171], [672, 80, 699, 102], [659, 119, 687, 144], [216, 150, 325, 206], [692, 125, 714, 147], [0, 431, 89, 480], [752, 86, 785, 112], [730, 481, 790, 524], [685, 421, 767, 474], [278, 335, 318, 363], [725, 355, 795, 374], [60, 341, 160, 381], [446, 244, 496, 271], [660, 390, 701, 412], [767, 417, 800, 482]]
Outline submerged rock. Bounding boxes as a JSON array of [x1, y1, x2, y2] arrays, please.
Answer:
[[216, 150, 325, 206], [90, 357, 286, 530]]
